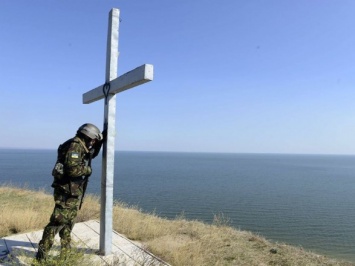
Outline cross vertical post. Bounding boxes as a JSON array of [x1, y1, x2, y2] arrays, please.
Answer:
[[100, 8, 119, 255], [82, 8, 153, 256]]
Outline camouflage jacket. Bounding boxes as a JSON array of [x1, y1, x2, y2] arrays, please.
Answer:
[[52, 136, 91, 196], [63, 136, 91, 178]]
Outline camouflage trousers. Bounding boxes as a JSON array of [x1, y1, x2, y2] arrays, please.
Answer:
[[37, 187, 80, 260]]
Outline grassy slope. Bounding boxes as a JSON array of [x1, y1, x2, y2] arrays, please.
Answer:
[[0, 186, 353, 266]]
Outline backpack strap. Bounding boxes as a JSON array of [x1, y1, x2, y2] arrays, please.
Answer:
[[75, 137, 89, 154]]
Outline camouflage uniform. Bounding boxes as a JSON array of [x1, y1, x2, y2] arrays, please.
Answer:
[[37, 136, 92, 260]]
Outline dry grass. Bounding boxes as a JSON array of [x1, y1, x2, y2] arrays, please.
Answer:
[[0, 185, 354, 266]]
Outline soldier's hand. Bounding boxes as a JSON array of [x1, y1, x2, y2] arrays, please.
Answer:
[[85, 165, 92, 176], [89, 148, 95, 156], [102, 129, 107, 141]]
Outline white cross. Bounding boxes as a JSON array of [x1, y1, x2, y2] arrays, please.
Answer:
[[82, 8, 153, 255]]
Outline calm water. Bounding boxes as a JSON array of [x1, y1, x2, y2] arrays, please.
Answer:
[[1, 149, 355, 263]]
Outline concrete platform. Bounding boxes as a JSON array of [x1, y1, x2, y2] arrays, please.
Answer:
[[0, 220, 169, 265]]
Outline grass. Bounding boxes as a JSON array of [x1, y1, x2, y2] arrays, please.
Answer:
[[0, 185, 354, 266]]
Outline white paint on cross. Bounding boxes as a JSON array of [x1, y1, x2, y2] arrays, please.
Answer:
[[82, 8, 153, 256]]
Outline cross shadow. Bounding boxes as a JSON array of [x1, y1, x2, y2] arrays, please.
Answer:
[[0, 239, 36, 265], [0, 238, 102, 266]]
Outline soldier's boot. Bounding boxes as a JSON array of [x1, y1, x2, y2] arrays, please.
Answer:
[[59, 222, 73, 260], [59, 249, 69, 261], [36, 223, 58, 262], [60, 244, 71, 261]]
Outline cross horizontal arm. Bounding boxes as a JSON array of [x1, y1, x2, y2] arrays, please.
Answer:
[[83, 64, 154, 104]]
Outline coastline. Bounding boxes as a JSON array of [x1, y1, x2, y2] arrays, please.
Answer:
[[1, 186, 354, 265]]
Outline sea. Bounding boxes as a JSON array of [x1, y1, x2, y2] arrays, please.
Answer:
[[1, 149, 355, 263]]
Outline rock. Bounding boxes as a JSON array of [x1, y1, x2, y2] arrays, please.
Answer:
[[270, 248, 278, 254]]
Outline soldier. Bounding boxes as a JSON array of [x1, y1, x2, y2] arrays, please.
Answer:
[[36, 123, 105, 262]]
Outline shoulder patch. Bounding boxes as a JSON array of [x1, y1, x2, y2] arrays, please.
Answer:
[[71, 152, 79, 159]]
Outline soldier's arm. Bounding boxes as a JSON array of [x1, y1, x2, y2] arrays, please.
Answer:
[[64, 142, 91, 177], [91, 140, 103, 159], [90, 129, 106, 159]]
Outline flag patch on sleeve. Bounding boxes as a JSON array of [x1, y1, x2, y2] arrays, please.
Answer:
[[71, 152, 79, 159]]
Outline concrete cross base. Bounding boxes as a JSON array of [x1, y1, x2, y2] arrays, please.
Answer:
[[0, 220, 169, 266]]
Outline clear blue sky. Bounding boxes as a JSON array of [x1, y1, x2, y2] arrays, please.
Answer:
[[1, 1, 355, 154]]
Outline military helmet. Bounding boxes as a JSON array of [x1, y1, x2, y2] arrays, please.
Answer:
[[77, 123, 103, 140]]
